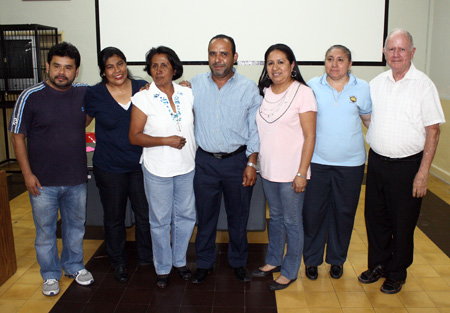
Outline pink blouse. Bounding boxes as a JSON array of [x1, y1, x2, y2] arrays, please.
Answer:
[[256, 81, 317, 183]]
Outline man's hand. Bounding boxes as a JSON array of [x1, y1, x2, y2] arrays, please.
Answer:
[[179, 80, 191, 88], [412, 171, 428, 198], [412, 124, 440, 198], [24, 173, 42, 197], [242, 166, 257, 187]]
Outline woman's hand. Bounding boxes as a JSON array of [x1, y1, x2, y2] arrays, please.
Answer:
[[167, 136, 186, 149], [139, 83, 151, 92], [292, 176, 306, 193]]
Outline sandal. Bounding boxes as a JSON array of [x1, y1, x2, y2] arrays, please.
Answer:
[[156, 274, 169, 288]]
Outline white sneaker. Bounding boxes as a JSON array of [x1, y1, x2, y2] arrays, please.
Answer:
[[74, 269, 94, 286], [42, 279, 60, 296]]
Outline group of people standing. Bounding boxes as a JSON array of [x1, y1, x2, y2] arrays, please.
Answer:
[[9, 28, 445, 297]]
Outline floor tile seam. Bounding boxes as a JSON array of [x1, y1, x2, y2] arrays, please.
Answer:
[[428, 185, 450, 206], [396, 292, 437, 308]]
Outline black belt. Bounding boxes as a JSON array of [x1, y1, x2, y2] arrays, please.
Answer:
[[200, 145, 246, 159], [371, 149, 423, 162]]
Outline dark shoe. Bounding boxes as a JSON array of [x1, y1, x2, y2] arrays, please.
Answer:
[[269, 278, 297, 291], [192, 268, 213, 284], [234, 267, 251, 282], [358, 265, 385, 284], [114, 265, 128, 283], [330, 265, 343, 279], [380, 278, 405, 294], [174, 266, 192, 280], [252, 265, 282, 278], [305, 266, 318, 280], [156, 274, 169, 288]]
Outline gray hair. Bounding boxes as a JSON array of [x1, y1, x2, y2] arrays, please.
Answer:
[[325, 44, 352, 62], [384, 28, 415, 51]]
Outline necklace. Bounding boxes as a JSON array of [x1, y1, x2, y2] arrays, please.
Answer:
[[259, 84, 300, 124], [155, 92, 183, 132], [107, 79, 129, 94], [331, 88, 342, 106], [326, 76, 348, 106], [264, 88, 289, 104]]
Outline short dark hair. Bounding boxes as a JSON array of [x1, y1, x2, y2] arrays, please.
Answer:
[[209, 34, 236, 56], [258, 44, 307, 96], [144, 46, 183, 80], [47, 42, 81, 68], [98, 47, 132, 83], [325, 44, 352, 62]]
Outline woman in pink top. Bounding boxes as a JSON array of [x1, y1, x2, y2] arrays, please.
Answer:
[[251, 44, 317, 290]]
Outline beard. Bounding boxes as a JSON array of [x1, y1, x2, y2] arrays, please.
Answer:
[[48, 74, 74, 89]]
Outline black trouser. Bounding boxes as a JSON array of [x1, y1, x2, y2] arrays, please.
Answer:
[[93, 167, 153, 267], [194, 148, 253, 269], [303, 163, 364, 266], [364, 149, 423, 281]]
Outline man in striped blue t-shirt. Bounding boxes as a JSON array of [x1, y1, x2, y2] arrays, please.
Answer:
[[9, 42, 94, 297]]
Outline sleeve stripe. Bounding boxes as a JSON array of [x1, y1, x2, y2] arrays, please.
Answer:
[[9, 83, 46, 133]]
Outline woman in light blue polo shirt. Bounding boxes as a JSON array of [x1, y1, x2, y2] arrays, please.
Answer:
[[303, 45, 371, 280]]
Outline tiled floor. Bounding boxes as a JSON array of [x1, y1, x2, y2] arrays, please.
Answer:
[[1, 164, 450, 312]]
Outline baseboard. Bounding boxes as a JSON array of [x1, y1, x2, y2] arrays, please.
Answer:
[[430, 164, 450, 184]]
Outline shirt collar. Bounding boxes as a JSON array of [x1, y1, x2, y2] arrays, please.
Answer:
[[319, 73, 357, 87], [384, 62, 418, 82], [150, 81, 182, 97]]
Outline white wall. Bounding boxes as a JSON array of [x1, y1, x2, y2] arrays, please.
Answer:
[[429, 0, 450, 100], [0, 0, 434, 84], [2, 0, 449, 179], [0, 0, 98, 84], [428, 0, 450, 182]]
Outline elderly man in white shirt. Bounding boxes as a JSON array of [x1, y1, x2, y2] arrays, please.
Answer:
[[358, 28, 445, 294]]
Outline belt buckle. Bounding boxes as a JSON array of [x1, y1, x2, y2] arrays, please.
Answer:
[[212, 153, 223, 159]]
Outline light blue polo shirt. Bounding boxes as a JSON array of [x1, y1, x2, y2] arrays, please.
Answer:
[[308, 73, 372, 166]]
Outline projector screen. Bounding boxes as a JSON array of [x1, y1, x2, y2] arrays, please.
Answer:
[[96, 0, 388, 65]]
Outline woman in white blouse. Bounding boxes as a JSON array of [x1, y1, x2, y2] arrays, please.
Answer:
[[129, 46, 196, 289]]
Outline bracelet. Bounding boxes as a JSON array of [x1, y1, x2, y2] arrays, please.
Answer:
[[247, 162, 257, 170], [296, 172, 307, 179]]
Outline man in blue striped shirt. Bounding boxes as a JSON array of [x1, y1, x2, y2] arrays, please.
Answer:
[[191, 34, 262, 284], [9, 42, 94, 296]]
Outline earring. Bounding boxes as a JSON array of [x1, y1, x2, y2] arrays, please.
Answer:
[[291, 70, 297, 78]]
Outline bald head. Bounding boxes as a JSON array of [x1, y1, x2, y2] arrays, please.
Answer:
[[383, 28, 416, 80], [384, 28, 414, 51]]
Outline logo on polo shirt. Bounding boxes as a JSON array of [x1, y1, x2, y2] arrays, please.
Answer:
[[350, 96, 357, 103]]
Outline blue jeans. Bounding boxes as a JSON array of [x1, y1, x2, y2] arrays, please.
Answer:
[[29, 183, 87, 281], [262, 178, 305, 280], [93, 167, 153, 267], [142, 166, 196, 275]]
